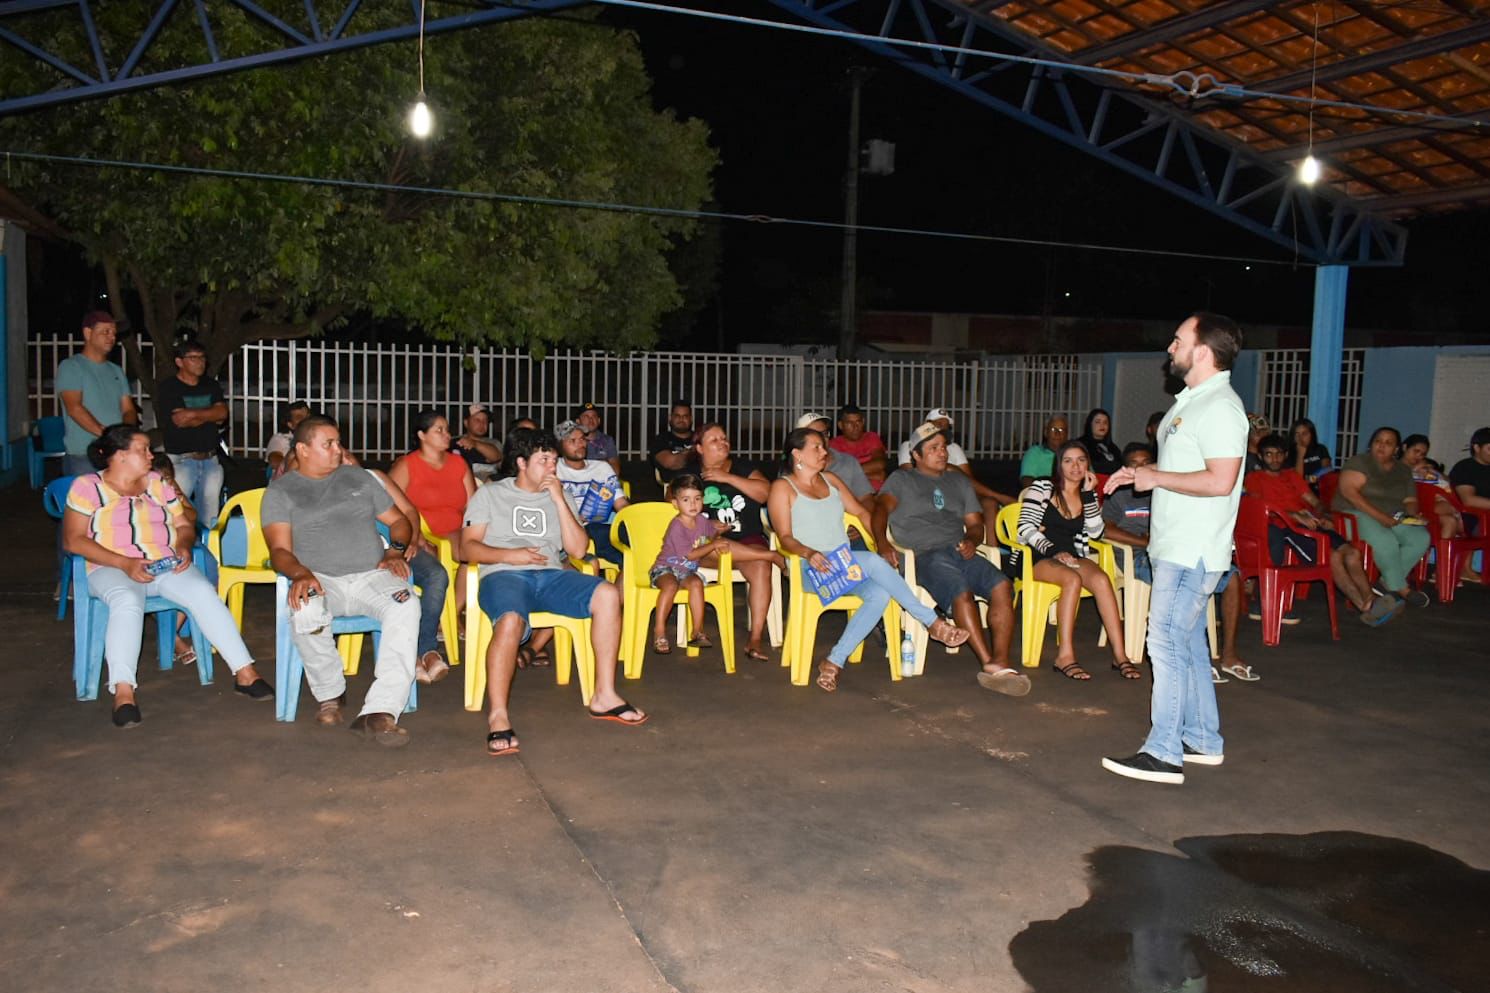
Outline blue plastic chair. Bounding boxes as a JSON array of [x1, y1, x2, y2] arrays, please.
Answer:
[[43, 476, 76, 620], [71, 556, 214, 701], [273, 575, 418, 722], [29, 416, 65, 489]]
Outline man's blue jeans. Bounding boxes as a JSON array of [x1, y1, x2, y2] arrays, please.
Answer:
[[1142, 559, 1225, 765], [169, 453, 225, 528]]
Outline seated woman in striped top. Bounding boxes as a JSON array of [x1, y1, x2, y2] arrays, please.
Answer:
[[1016, 440, 1136, 681]]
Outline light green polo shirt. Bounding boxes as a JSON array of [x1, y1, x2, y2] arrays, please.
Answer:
[[1149, 370, 1248, 571]]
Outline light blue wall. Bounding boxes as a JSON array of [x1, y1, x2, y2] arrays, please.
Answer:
[[1357, 347, 1439, 448]]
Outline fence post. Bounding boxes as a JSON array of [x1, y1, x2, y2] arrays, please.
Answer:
[[964, 359, 980, 457]]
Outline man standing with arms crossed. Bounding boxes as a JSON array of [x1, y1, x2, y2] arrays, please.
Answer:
[[1102, 313, 1247, 785], [155, 339, 229, 527]]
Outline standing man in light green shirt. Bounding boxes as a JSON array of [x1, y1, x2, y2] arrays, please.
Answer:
[[1101, 312, 1247, 785], [55, 310, 138, 475]]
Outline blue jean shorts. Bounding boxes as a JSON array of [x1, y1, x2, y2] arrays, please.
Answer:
[[477, 569, 602, 643], [914, 546, 1009, 612]]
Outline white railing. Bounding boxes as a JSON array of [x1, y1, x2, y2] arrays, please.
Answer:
[[28, 334, 1101, 463], [1256, 348, 1366, 461]]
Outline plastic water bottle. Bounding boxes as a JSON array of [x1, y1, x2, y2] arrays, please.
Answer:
[[900, 630, 916, 677]]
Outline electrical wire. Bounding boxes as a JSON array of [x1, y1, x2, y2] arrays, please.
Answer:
[[582, 0, 1490, 132], [0, 148, 1314, 267]]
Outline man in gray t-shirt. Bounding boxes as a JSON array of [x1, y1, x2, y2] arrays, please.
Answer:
[[461, 428, 648, 759], [874, 423, 1026, 697], [263, 416, 419, 745]]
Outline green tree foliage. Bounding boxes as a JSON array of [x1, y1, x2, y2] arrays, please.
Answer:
[[0, 6, 716, 376]]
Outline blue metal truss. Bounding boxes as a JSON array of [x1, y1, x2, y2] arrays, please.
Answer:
[[767, 0, 1408, 266], [0, 0, 586, 116]]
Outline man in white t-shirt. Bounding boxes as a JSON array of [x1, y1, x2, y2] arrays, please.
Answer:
[[895, 407, 1014, 544], [1102, 312, 1247, 786], [555, 420, 629, 567]]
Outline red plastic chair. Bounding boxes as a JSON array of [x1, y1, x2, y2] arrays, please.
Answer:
[[1317, 470, 1378, 587], [1412, 482, 1490, 604], [1234, 495, 1340, 647]]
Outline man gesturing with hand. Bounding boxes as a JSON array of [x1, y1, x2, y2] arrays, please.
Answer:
[[1101, 313, 1248, 785]]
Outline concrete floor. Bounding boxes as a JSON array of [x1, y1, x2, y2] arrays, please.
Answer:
[[3, 480, 1486, 993]]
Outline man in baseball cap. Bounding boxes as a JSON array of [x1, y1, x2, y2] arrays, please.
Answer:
[[575, 402, 621, 474], [896, 407, 1014, 543]]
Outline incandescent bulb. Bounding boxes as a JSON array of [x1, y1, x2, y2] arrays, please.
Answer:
[[1298, 154, 1320, 185], [409, 99, 433, 139]]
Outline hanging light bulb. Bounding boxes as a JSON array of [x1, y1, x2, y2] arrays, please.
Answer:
[[1298, 154, 1321, 185], [409, 95, 433, 138]]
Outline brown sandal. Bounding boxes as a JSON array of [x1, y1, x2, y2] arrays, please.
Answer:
[[742, 646, 770, 662], [688, 633, 714, 649], [815, 660, 842, 693], [653, 636, 672, 655], [927, 617, 970, 648]]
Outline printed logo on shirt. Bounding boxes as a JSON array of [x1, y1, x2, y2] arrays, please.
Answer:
[[1167, 417, 1183, 435], [512, 505, 548, 537], [932, 487, 945, 511], [391, 588, 412, 603], [1124, 507, 1151, 519]]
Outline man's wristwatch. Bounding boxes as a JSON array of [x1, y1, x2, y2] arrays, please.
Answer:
[[389, 540, 408, 552]]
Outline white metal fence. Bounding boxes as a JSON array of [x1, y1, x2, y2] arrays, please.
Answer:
[[28, 335, 1102, 463], [1255, 348, 1366, 461]]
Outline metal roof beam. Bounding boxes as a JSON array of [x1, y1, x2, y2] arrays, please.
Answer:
[[768, 0, 1407, 265], [1073, 0, 1279, 66], [1255, 21, 1490, 95], [0, 0, 586, 116], [1256, 118, 1485, 160], [1365, 182, 1490, 212]]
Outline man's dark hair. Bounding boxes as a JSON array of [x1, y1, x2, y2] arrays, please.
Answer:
[[1258, 433, 1289, 455], [172, 338, 206, 360], [838, 402, 865, 419], [282, 400, 310, 429], [293, 414, 338, 447], [1121, 441, 1151, 461], [670, 399, 692, 413], [505, 426, 556, 468], [1190, 311, 1243, 371]]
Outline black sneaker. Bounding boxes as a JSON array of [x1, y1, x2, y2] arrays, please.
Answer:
[[1182, 744, 1224, 766], [1102, 752, 1184, 784], [112, 702, 142, 729]]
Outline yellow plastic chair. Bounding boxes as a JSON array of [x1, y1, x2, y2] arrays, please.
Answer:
[[206, 487, 275, 631], [1105, 542, 1219, 662], [890, 525, 999, 676], [419, 524, 464, 668], [460, 564, 596, 711], [994, 503, 1119, 668], [780, 513, 902, 687], [610, 502, 736, 679]]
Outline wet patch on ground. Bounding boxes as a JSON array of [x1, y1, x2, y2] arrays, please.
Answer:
[[1011, 831, 1487, 992]]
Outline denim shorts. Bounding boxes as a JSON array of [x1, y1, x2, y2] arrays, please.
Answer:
[[477, 569, 602, 643], [914, 546, 1008, 612]]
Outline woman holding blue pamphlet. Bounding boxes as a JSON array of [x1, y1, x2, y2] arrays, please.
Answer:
[[62, 424, 272, 728], [769, 428, 971, 693]]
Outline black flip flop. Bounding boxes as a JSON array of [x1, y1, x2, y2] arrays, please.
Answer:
[[486, 729, 520, 757], [588, 702, 649, 726]]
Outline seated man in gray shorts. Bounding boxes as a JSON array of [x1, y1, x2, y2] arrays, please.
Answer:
[[872, 422, 1029, 697], [263, 415, 420, 746], [460, 428, 647, 757]]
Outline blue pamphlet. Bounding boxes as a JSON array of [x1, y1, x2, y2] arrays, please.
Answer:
[[806, 542, 866, 605], [578, 482, 616, 523]]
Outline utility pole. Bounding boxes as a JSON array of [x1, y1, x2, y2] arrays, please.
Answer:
[[838, 67, 868, 361]]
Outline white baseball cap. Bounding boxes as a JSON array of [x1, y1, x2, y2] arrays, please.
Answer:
[[796, 411, 832, 429], [924, 408, 954, 424]]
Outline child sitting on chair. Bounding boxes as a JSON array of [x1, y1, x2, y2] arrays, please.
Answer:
[[649, 474, 726, 655]]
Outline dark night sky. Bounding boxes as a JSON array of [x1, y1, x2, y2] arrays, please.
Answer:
[[23, 5, 1490, 349], [604, 4, 1490, 349]]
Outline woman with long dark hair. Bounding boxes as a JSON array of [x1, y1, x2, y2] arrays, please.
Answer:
[[1015, 440, 1135, 680], [1287, 418, 1332, 480], [1077, 408, 1122, 476], [388, 409, 476, 683]]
